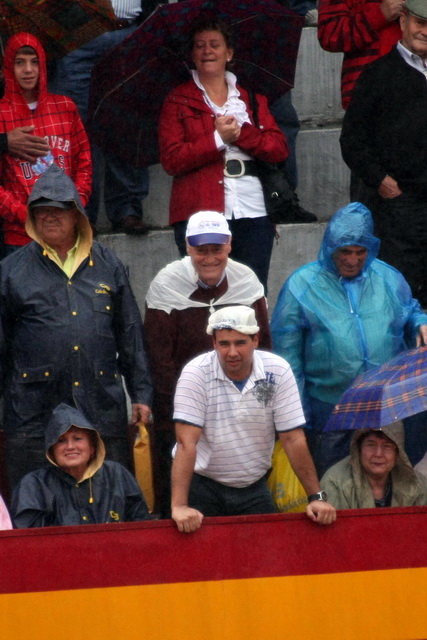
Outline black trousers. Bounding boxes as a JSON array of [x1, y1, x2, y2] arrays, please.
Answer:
[[350, 177, 427, 308], [374, 193, 427, 308]]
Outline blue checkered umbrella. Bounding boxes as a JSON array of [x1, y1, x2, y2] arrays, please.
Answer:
[[324, 346, 427, 431]]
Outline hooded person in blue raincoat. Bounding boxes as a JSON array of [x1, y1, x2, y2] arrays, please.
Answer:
[[0, 164, 152, 490], [11, 403, 151, 528], [271, 202, 427, 476]]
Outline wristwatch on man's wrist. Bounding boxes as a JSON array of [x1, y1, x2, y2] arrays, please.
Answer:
[[307, 490, 328, 503]]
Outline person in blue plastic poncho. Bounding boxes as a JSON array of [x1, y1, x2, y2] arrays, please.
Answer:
[[271, 202, 427, 477]]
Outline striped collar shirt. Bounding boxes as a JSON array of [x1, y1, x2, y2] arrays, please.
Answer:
[[173, 350, 305, 487], [112, 0, 142, 21]]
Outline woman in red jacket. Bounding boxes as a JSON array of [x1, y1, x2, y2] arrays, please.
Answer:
[[159, 15, 288, 293]]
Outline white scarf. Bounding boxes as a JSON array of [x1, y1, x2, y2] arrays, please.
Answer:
[[146, 257, 265, 314]]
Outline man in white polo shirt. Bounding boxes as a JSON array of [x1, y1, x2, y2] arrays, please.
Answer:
[[171, 306, 336, 532]]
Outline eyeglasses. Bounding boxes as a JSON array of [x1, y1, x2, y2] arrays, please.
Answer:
[[33, 208, 70, 218], [361, 441, 397, 454]]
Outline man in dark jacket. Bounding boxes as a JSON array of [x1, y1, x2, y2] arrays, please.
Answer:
[[340, 0, 427, 307], [0, 164, 152, 489]]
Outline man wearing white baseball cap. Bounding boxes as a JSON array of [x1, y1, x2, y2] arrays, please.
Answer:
[[145, 212, 271, 517], [171, 305, 336, 532], [185, 210, 232, 245]]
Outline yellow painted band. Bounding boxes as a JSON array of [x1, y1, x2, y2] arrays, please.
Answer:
[[2, 567, 426, 640]]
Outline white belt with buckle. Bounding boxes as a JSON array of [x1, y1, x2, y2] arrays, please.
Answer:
[[224, 159, 245, 178]]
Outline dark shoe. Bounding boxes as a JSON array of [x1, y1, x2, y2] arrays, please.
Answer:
[[293, 205, 317, 223], [114, 216, 149, 235]]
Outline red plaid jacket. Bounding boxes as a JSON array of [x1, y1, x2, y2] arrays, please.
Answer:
[[0, 33, 92, 246], [318, 0, 401, 109]]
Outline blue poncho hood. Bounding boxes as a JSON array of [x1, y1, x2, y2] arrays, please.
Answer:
[[318, 202, 380, 277]]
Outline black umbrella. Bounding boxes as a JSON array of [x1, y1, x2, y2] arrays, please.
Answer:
[[88, 0, 304, 166]]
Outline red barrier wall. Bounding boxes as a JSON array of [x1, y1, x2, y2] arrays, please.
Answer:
[[1, 507, 426, 639]]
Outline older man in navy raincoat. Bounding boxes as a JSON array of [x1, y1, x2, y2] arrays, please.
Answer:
[[0, 164, 152, 489], [271, 202, 427, 476]]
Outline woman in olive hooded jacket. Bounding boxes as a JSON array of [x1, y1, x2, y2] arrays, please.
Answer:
[[321, 422, 427, 509]]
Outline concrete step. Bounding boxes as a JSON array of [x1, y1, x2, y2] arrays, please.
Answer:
[[297, 126, 350, 219], [290, 27, 349, 219], [293, 26, 343, 120]]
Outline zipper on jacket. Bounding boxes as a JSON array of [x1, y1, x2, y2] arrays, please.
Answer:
[[342, 278, 369, 369]]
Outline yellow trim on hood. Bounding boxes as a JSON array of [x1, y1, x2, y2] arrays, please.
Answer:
[[46, 426, 106, 483], [26, 203, 93, 276]]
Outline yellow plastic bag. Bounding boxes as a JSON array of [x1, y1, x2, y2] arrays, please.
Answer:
[[267, 440, 307, 513], [133, 421, 155, 513]]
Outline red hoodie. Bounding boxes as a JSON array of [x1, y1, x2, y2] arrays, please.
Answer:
[[0, 32, 92, 246]]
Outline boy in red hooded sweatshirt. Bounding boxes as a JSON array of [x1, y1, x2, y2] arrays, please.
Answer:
[[0, 33, 92, 253]]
